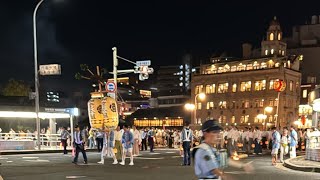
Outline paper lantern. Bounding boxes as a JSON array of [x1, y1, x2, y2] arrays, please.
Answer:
[[265, 141, 269, 145], [113, 148, 118, 154], [102, 97, 119, 130], [301, 115, 306, 125], [274, 80, 286, 92], [88, 98, 104, 129], [251, 144, 255, 148]]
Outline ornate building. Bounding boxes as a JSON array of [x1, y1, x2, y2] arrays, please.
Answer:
[[191, 17, 302, 128]]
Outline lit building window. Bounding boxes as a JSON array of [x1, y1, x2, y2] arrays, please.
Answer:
[[219, 101, 227, 109], [255, 99, 259, 107], [261, 62, 267, 68], [282, 50, 285, 56], [259, 99, 264, 107], [232, 83, 237, 92], [269, 100, 274, 106], [254, 117, 259, 123], [303, 89, 308, 98], [265, 50, 268, 55], [237, 63, 246, 71], [240, 81, 251, 92], [219, 116, 227, 123], [224, 64, 230, 72], [231, 116, 235, 123], [268, 115, 273, 122], [195, 86, 200, 94], [253, 61, 260, 69], [240, 116, 245, 123], [271, 49, 274, 54], [274, 98, 278, 106], [218, 67, 224, 73], [246, 64, 253, 70], [270, 33, 274, 41], [232, 101, 236, 108], [218, 83, 228, 93], [268, 60, 274, 68], [278, 33, 281, 40], [269, 79, 278, 90], [241, 115, 249, 123], [254, 80, 266, 91], [279, 50, 281, 54], [290, 81, 293, 91], [244, 100, 250, 108], [206, 102, 214, 109], [197, 102, 202, 110], [275, 62, 280, 67], [231, 66, 237, 72], [205, 85, 215, 94]]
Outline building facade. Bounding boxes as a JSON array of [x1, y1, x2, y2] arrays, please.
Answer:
[[191, 18, 302, 128]]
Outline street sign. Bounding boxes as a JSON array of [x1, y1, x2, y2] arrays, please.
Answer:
[[39, 64, 61, 75], [106, 81, 116, 92], [136, 60, 151, 66]]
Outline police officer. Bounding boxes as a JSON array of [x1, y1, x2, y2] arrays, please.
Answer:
[[194, 120, 253, 180], [72, 125, 88, 164], [181, 121, 193, 166]]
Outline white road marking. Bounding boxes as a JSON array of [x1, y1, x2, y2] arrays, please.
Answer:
[[224, 171, 245, 174], [25, 159, 50, 162], [165, 152, 176, 154], [171, 156, 183, 158], [6, 161, 13, 163], [22, 157, 39, 159], [149, 153, 161, 155], [135, 157, 164, 160], [66, 176, 87, 179], [0, 158, 8, 160]]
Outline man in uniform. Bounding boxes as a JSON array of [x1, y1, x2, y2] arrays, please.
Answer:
[[181, 121, 193, 166], [60, 127, 70, 155], [72, 125, 88, 164], [194, 120, 253, 180]]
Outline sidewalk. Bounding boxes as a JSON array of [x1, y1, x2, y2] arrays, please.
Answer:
[[284, 156, 320, 173]]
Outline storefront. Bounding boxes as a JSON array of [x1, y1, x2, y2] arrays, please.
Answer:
[[133, 117, 184, 127]]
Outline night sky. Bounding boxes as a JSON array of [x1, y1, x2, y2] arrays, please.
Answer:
[[0, 0, 318, 93]]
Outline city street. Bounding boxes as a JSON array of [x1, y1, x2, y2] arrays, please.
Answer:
[[0, 149, 319, 180]]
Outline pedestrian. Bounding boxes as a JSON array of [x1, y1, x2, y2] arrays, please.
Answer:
[[72, 125, 88, 164], [253, 126, 262, 155], [114, 126, 123, 162], [140, 128, 147, 151], [193, 120, 253, 180], [271, 127, 280, 165], [132, 126, 141, 156], [120, 125, 134, 166], [181, 121, 193, 166], [98, 128, 118, 165], [88, 129, 94, 149], [60, 127, 70, 154], [96, 129, 104, 152], [289, 126, 298, 158], [148, 127, 155, 152], [242, 127, 249, 154], [279, 128, 290, 163]]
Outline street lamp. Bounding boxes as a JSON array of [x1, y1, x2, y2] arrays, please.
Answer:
[[264, 106, 273, 130], [194, 93, 206, 125], [33, 0, 45, 150]]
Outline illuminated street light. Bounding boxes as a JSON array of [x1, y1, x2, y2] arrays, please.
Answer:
[[264, 106, 273, 113], [184, 103, 195, 111]]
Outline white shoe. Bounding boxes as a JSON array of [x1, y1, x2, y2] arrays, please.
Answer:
[[112, 160, 118, 165], [129, 162, 134, 166], [97, 161, 104, 164], [120, 161, 125, 166], [133, 154, 138, 157]]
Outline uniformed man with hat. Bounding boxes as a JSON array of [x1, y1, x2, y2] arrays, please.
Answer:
[[193, 119, 253, 180]]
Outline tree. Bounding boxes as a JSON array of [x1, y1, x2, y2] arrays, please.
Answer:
[[1, 79, 31, 96]]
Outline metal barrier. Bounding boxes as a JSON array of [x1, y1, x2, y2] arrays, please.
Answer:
[[0, 133, 69, 150]]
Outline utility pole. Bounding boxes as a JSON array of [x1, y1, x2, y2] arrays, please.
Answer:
[[112, 47, 118, 100]]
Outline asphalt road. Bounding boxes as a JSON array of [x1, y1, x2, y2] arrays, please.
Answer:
[[0, 149, 319, 180]]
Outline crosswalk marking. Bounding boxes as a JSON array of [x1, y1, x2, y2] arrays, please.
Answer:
[[22, 157, 39, 159], [66, 176, 87, 179]]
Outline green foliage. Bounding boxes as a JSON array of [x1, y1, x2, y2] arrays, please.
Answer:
[[1, 79, 31, 96], [80, 64, 89, 71], [75, 72, 82, 80]]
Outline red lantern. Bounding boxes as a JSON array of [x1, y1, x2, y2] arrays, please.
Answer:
[[301, 115, 306, 125], [274, 80, 286, 92]]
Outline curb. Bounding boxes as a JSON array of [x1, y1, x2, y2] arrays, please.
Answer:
[[283, 157, 320, 173]]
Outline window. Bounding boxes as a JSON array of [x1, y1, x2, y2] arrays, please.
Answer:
[[232, 101, 236, 108], [195, 86, 200, 94], [206, 102, 214, 109], [219, 101, 227, 109], [255, 100, 259, 108], [259, 99, 264, 107], [269, 79, 279, 90], [253, 61, 260, 69], [269, 100, 274, 106], [240, 116, 245, 123], [303, 89, 308, 98], [254, 117, 259, 123], [275, 62, 280, 67], [274, 98, 278, 106], [197, 102, 202, 110], [218, 83, 228, 93], [268, 60, 274, 68], [261, 62, 267, 68], [219, 116, 226, 123], [271, 49, 274, 54], [265, 50, 268, 55], [282, 50, 285, 56], [278, 33, 281, 40], [224, 64, 230, 72], [270, 33, 274, 41], [218, 67, 224, 73], [237, 63, 246, 71], [232, 83, 237, 92], [268, 115, 273, 122], [296, 82, 300, 92], [241, 115, 249, 123], [278, 50, 281, 55], [240, 81, 251, 92], [195, 85, 203, 94], [206, 84, 215, 94], [231, 116, 235, 123], [244, 100, 250, 108], [231, 66, 237, 72], [289, 81, 293, 91], [254, 80, 266, 91], [246, 64, 253, 70]]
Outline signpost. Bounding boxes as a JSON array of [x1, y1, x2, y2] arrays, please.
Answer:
[[106, 81, 117, 93]]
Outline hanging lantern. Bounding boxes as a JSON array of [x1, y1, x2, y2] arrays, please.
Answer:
[[301, 115, 306, 125], [251, 143, 255, 148], [102, 97, 119, 130], [265, 141, 269, 145], [274, 79, 286, 92], [88, 98, 104, 129]]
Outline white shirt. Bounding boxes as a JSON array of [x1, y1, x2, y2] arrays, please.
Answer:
[[114, 130, 123, 141], [133, 129, 142, 143]]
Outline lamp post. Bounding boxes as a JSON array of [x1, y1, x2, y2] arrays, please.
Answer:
[[194, 93, 206, 125], [33, 0, 45, 150], [264, 106, 273, 130]]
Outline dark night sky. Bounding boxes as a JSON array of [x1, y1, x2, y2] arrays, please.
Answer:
[[0, 0, 318, 93]]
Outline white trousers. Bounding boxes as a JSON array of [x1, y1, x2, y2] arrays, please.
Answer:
[[279, 145, 288, 162], [289, 146, 296, 158]]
